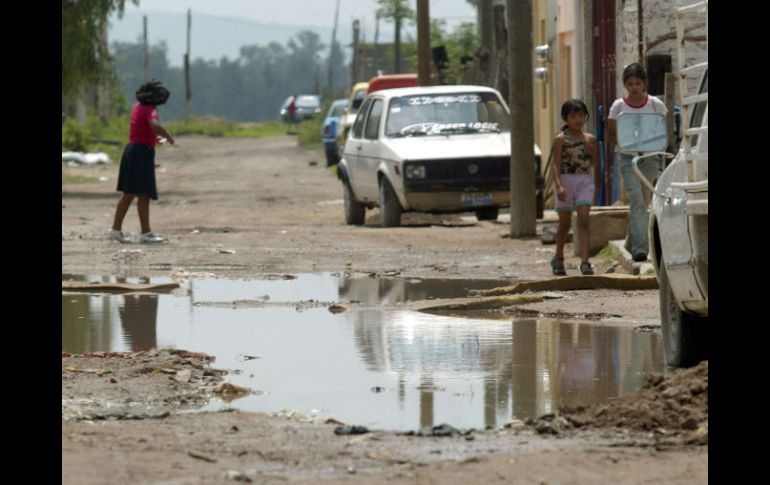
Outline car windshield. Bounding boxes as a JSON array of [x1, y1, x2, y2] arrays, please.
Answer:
[[297, 96, 320, 108], [329, 103, 347, 117], [385, 92, 510, 137]]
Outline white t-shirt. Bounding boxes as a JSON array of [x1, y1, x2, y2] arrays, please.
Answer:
[[608, 94, 668, 119], [609, 95, 668, 154]]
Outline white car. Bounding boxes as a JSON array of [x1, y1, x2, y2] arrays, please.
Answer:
[[338, 85, 541, 227]]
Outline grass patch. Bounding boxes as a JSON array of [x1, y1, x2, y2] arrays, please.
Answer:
[[597, 243, 622, 265], [165, 117, 287, 138], [63, 115, 290, 166], [62, 175, 101, 184], [296, 117, 323, 149]]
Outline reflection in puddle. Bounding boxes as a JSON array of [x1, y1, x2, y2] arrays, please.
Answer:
[[62, 274, 663, 431]]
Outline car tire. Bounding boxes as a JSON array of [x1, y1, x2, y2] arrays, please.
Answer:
[[379, 178, 402, 228], [343, 182, 366, 225], [475, 208, 499, 221], [659, 263, 708, 368]]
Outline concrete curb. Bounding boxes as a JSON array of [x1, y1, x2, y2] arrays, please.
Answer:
[[608, 240, 655, 276]]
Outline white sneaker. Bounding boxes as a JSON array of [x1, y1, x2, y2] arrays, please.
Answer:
[[139, 232, 164, 244], [107, 229, 130, 243]]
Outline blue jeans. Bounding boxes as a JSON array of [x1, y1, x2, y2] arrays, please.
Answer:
[[618, 153, 659, 256]]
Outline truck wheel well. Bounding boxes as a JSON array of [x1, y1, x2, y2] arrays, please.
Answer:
[[652, 219, 662, 269]]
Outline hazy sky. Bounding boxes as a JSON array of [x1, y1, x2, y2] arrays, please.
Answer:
[[121, 0, 477, 28], [110, 0, 479, 64]]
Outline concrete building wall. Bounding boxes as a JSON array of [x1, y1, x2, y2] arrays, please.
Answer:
[[617, 0, 707, 101]]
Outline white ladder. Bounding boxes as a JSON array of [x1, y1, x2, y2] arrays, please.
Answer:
[[676, 1, 708, 186]]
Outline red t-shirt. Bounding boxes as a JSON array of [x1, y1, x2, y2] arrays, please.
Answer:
[[129, 103, 159, 148]]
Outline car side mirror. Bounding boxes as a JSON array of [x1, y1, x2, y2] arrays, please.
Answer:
[[616, 112, 667, 152], [352, 99, 363, 109]]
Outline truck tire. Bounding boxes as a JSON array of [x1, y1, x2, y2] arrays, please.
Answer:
[[475, 208, 499, 221], [659, 263, 708, 368], [343, 182, 366, 225], [379, 178, 402, 227]]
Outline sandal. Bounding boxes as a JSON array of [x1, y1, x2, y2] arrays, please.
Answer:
[[551, 256, 566, 276], [580, 262, 594, 275]]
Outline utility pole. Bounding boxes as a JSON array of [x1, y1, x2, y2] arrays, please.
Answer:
[[97, 20, 110, 121], [328, 0, 341, 96], [374, 12, 380, 45], [637, 0, 645, 63], [416, 0, 431, 86], [351, 19, 360, 87], [479, 0, 494, 58], [507, 0, 536, 237], [184, 9, 191, 123], [394, 15, 402, 74], [143, 15, 149, 82]]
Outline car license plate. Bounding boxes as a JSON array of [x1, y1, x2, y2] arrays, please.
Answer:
[[461, 192, 493, 207]]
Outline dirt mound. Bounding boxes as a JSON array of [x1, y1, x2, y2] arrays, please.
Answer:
[[557, 361, 708, 442]]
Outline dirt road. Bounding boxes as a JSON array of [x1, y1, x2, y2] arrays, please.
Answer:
[[61, 135, 706, 483]]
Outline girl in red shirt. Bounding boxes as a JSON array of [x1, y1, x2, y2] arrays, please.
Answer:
[[108, 80, 175, 244]]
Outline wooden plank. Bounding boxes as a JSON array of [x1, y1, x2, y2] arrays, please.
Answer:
[[62, 281, 180, 293], [469, 274, 658, 297]]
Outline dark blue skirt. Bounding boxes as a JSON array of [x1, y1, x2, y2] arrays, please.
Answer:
[[116, 144, 158, 200]]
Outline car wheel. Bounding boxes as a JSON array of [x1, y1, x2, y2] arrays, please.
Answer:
[[379, 178, 402, 228], [475, 208, 499, 221], [343, 182, 366, 225], [659, 263, 708, 368]]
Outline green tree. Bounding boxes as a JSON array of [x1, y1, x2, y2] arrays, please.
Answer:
[[376, 0, 415, 74], [62, 0, 136, 100]]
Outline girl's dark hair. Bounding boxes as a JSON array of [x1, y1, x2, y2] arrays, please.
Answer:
[[136, 80, 170, 106], [622, 62, 647, 83], [561, 99, 589, 122]]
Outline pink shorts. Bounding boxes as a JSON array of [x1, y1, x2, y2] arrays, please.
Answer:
[[555, 174, 594, 212]]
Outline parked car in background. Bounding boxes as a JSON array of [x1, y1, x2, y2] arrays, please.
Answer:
[[366, 73, 418, 94], [337, 85, 542, 227], [280, 94, 322, 122], [321, 98, 348, 166], [336, 82, 369, 157]]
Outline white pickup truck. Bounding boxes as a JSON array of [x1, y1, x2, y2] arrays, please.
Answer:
[[618, 3, 707, 368]]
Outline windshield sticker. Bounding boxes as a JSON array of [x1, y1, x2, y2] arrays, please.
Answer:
[[390, 105, 401, 113], [406, 94, 483, 106], [397, 122, 500, 135]]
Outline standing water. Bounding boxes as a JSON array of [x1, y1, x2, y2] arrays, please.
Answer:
[[62, 273, 663, 431]]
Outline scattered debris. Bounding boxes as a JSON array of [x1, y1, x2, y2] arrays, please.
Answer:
[[224, 470, 252, 482], [236, 354, 261, 362], [188, 450, 217, 463], [214, 382, 251, 397], [334, 425, 369, 435], [328, 303, 349, 314], [410, 423, 461, 437]]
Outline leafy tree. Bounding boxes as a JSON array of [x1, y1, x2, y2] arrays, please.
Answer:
[[62, 0, 136, 100], [376, 0, 415, 74]]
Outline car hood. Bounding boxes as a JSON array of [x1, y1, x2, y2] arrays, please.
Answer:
[[382, 133, 511, 160]]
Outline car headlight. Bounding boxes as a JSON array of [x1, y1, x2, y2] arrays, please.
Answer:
[[405, 165, 426, 179]]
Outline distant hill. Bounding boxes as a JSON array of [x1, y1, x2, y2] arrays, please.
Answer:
[[108, 10, 415, 66]]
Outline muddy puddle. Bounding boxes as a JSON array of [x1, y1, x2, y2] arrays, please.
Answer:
[[62, 273, 663, 431]]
